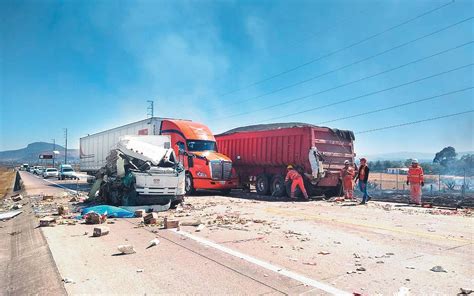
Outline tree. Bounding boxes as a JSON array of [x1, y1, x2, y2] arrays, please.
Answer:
[[433, 146, 457, 168]]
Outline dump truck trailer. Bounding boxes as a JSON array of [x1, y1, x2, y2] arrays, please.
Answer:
[[215, 122, 355, 197], [80, 117, 237, 195]]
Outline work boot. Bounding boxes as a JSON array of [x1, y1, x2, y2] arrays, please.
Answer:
[[359, 201, 366, 205]]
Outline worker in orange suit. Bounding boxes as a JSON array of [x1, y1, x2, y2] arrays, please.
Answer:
[[285, 165, 309, 200], [340, 160, 355, 200], [407, 159, 424, 205]]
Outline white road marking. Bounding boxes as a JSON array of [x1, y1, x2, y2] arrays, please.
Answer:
[[170, 229, 350, 296]]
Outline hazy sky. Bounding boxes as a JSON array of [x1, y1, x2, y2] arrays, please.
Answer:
[[1, 0, 473, 155]]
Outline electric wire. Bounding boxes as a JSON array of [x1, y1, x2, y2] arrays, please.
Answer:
[[217, 16, 473, 109], [220, 41, 474, 120], [208, 0, 455, 101], [249, 62, 473, 124], [355, 110, 474, 134], [317, 87, 474, 125]]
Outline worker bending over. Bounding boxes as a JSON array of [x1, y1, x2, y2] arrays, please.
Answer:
[[407, 159, 424, 205], [340, 160, 355, 200], [285, 165, 309, 200]]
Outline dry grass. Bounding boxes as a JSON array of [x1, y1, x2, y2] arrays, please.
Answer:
[[368, 172, 439, 190], [0, 167, 16, 199]]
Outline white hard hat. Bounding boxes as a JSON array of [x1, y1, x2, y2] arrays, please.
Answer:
[[411, 159, 419, 164], [344, 160, 350, 164]]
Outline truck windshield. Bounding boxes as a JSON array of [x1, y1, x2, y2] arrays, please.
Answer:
[[62, 168, 73, 172], [187, 140, 217, 152]]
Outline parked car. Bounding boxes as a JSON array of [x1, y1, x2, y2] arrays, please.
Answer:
[[58, 164, 78, 180], [43, 168, 59, 179], [34, 166, 45, 175], [29, 166, 36, 173]]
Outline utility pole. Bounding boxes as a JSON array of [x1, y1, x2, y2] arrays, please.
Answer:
[[64, 128, 68, 164], [147, 100, 154, 118], [52, 139, 55, 167]]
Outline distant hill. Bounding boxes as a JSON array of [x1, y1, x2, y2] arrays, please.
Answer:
[[364, 151, 473, 162], [0, 142, 79, 165]]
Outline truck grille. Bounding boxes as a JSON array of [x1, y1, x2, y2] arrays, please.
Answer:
[[210, 161, 232, 180]]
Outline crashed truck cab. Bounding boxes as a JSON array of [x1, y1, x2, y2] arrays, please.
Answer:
[[160, 120, 238, 195], [91, 135, 185, 207]]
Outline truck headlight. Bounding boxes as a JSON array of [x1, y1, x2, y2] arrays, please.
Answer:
[[196, 171, 207, 177]]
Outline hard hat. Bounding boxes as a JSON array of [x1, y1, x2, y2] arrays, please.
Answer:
[[360, 157, 367, 162], [287, 164, 293, 169], [411, 159, 419, 164], [344, 160, 350, 165]]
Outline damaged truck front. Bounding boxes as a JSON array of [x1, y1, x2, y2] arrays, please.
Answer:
[[88, 135, 185, 207]]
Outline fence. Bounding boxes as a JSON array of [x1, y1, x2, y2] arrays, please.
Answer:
[[365, 172, 474, 196]]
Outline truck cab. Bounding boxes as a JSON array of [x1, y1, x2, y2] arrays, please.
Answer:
[[160, 119, 238, 195]]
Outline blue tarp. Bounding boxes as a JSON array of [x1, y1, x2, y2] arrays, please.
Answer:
[[81, 205, 135, 218]]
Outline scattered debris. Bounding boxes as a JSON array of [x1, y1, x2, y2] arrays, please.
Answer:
[[58, 205, 69, 216], [303, 262, 317, 266], [430, 265, 447, 273], [386, 252, 395, 256], [43, 195, 54, 201], [353, 253, 361, 258], [11, 194, 23, 202], [11, 204, 22, 210], [147, 238, 160, 249], [318, 251, 330, 255], [376, 260, 384, 264], [180, 219, 202, 226], [117, 244, 136, 254], [271, 245, 283, 249], [93, 226, 110, 237], [458, 288, 473, 295], [405, 266, 415, 269], [396, 287, 410, 296], [356, 267, 366, 272], [8, 230, 21, 236], [144, 212, 159, 225], [0, 210, 22, 220], [195, 224, 205, 232], [136, 269, 144, 273], [39, 216, 56, 227], [164, 217, 179, 229], [62, 278, 75, 284], [134, 209, 146, 218], [85, 212, 107, 224]]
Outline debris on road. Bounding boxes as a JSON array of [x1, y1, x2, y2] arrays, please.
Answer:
[[147, 238, 160, 249], [39, 216, 56, 227], [58, 205, 69, 216], [195, 224, 205, 232], [430, 266, 447, 273], [134, 209, 146, 218], [144, 212, 159, 225], [318, 251, 330, 255], [93, 226, 110, 237], [458, 288, 473, 295], [62, 278, 76, 284], [356, 267, 366, 272], [0, 210, 22, 220], [117, 244, 136, 254], [303, 262, 317, 266], [43, 195, 54, 201], [85, 212, 107, 224], [136, 269, 144, 273], [164, 217, 179, 229], [180, 219, 202, 226], [11, 194, 23, 202]]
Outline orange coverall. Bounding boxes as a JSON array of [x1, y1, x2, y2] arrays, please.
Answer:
[[285, 169, 309, 199], [340, 166, 355, 199], [407, 165, 424, 205]]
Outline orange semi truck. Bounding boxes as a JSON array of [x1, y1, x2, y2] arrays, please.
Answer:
[[80, 118, 238, 195]]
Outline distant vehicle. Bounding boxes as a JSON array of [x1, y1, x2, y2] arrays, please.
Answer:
[[43, 168, 59, 179], [29, 166, 36, 173], [58, 164, 78, 180], [20, 163, 29, 171], [34, 166, 45, 175]]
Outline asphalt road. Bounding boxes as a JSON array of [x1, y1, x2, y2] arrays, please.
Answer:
[[4, 172, 473, 295]]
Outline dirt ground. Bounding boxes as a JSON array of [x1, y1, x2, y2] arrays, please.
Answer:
[[0, 167, 16, 198]]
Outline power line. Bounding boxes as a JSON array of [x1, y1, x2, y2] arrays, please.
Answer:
[[209, 0, 455, 101], [318, 87, 474, 124], [218, 16, 473, 109], [221, 41, 474, 120], [355, 110, 474, 134], [250, 62, 473, 124]]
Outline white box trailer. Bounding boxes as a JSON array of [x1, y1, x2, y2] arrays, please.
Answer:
[[80, 118, 163, 173]]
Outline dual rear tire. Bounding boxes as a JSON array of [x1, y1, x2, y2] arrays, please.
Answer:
[[256, 174, 288, 197]]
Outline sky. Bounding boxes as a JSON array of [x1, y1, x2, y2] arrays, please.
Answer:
[[1, 0, 473, 156]]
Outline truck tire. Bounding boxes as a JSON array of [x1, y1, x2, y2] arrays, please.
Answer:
[[256, 174, 270, 196], [185, 173, 196, 195], [325, 182, 343, 198], [270, 175, 286, 197]]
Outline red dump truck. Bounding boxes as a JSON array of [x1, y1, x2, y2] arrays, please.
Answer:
[[215, 122, 355, 197]]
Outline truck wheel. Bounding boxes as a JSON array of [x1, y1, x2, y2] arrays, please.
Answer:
[[325, 182, 343, 198], [256, 174, 270, 196], [220, 189, 232, 195], [185, 173, 196, 195], [270, 175, 286, 197], [285, 181, 302, 198]]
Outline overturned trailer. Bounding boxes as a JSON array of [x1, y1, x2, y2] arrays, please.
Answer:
[[89, 135, 185, 207]]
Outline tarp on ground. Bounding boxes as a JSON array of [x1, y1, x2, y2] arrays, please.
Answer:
[[80, 205, 135, 218]]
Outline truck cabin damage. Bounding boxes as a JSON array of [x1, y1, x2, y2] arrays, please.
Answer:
[[89, 135, 185, 207]]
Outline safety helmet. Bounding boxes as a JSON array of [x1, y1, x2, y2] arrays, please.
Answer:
[[344, 160, 350, 165], [287, 164, 294, 169], [360, 157, 367, 162], [412, 159, 419, 164]]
